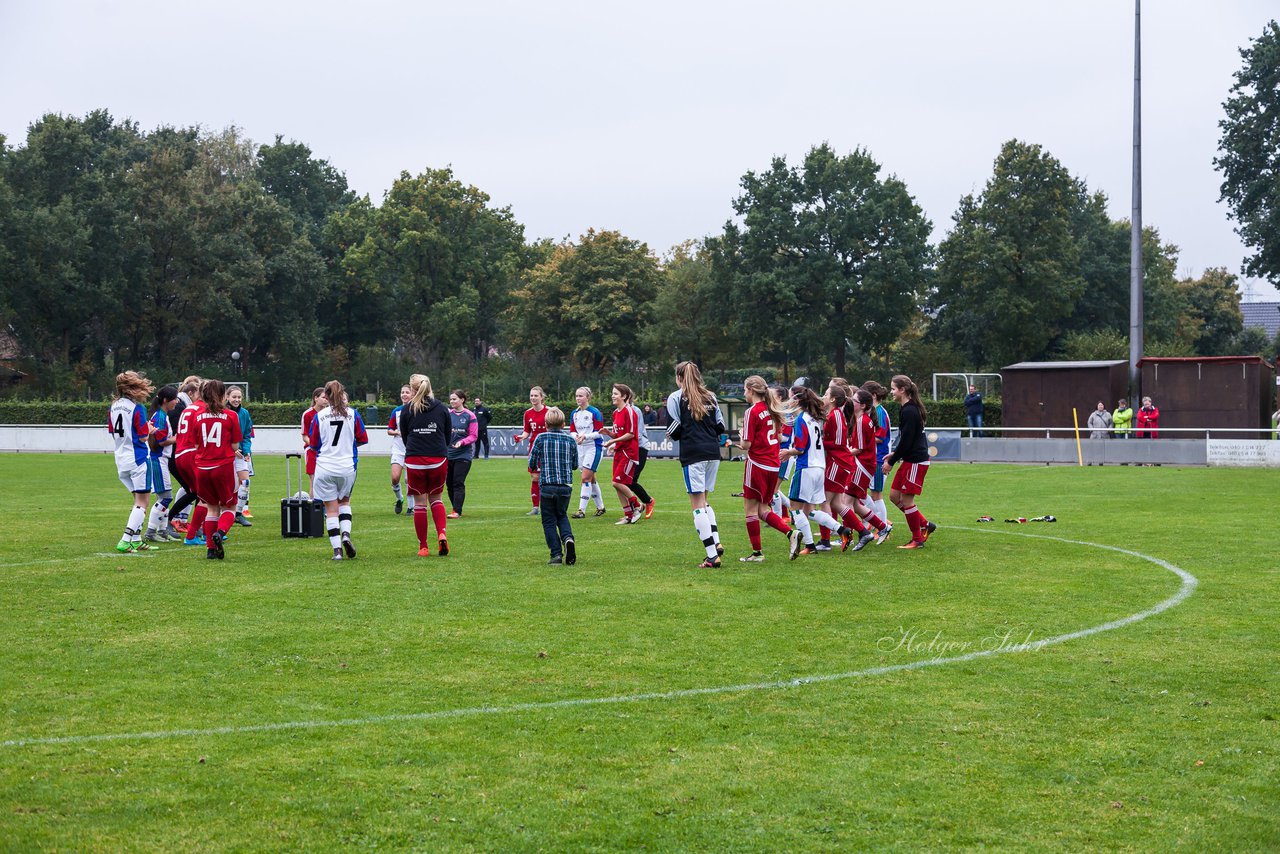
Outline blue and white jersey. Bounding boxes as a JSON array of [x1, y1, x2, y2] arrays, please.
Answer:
[[874, 404, 892, 464], [309, 406, 370, 475], [109, 397, 150, 470], [148, 409, 170, 462], [388, 404, 406, 456], [791, 411, 825, 473], [571, 405, 604, 450]]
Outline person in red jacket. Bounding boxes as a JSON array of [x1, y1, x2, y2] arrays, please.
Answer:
[[1136, 396, 1160, 439]]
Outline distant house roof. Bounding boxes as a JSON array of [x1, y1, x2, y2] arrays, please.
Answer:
[[1002, 360, 1127, 371], [1242, 302, 1280, 339]]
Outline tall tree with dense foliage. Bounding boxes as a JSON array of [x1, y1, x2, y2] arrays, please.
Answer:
[[640, 240, 736, 368], [507, 229, 661, 371], [1216, 20, 1280, 284], [719, 143, 933, 377], [335, 169, 526, 366], [931, 141, 1088, 367]]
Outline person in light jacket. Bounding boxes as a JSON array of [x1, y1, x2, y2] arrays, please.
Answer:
[[1112, 399, 1134, 438], [1087, 401, 1113, 439]]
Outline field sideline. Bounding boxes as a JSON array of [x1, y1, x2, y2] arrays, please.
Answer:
[[1, 454, 1276, 851]]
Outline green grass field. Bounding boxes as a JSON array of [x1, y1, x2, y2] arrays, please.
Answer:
[[1, 454, 1276, 851]]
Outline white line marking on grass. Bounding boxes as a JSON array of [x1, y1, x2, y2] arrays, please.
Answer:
[[1, 528, 1197, 749]]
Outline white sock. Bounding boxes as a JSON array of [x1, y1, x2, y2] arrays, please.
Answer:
[[327, 516, 341, 550], [579, 484, 592, 512], [794, 512, 814, 546], [770, 492, 784, 516], [339, 503, 352, 536], [693, 508, 717, 558], [147, 500, 168, 535], [237, 482, 249, 513], [809, 509, 840, 532], [705, 505, 720, 545], [393, 482, 403, 500], [126, 506, 146, 542], [591, 482, 604, 509], [406, 495, 415, 511], [875, 499, 889, 523]]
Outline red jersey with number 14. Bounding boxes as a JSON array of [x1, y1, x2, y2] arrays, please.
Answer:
[[743, 401, 781, 470], [523, 407, 548, 444], [193, 407, 243, 467]]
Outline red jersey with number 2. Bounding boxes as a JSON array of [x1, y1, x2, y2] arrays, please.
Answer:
[[744, 401, 781, 470], [193, 408, 243, 467]]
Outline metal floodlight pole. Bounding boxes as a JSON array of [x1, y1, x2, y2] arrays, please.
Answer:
[[1129, 0, 1145, 400]]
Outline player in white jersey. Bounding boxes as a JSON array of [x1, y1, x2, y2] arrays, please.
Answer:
[[387, 384, 413, 515], [569, 387, 607, 518], [108, 371, 156, 554], [784, 386, 827, 554], [307, 380, 369, 560]]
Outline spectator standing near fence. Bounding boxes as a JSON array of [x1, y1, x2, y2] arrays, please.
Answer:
[[1136, 396, 1160, 439], [963, 385, 985, 437], [528, 407, 578, 565], [1112, 399, 1134, 439], [1087, 401, 1113, 439], [472, 397, 492, 460]]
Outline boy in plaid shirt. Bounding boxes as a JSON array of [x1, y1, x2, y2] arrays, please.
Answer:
[[527, 407, 578, 565]]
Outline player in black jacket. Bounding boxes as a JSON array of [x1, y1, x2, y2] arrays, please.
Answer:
[[666, 360, 727, 568], [400, 373, 454, 557], [882, 375, 937, 550]]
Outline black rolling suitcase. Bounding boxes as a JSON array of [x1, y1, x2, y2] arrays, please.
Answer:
[[281, 452, 325, 538]]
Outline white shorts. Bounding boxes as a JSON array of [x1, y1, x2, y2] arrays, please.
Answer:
[[788, 467, 825, 505], [312, 469, 357, 502], [390, 452, 406, 468], [234, 456, 253, 475], [580, 444, 603, 473], [682, 460, 719, 495], [149, 457, 172, 494], [118, 463, 150, 494]]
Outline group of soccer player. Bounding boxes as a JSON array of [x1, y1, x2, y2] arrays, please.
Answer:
[[109, 371, 256, 560], [110, 364, 936, 567]]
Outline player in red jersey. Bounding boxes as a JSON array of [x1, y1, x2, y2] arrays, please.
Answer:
[[736, 375, 798, 562], [192, 379, 243, 559], [513, 386, 549, 515], [839, 387, 892, 551], [603, 384, 643, 524], [171, 380, 209, 546], [301, 387, 326, 495]]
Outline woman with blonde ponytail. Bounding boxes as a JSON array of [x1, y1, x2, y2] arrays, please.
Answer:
[[665, 361, 728, 568], [736, 376, 799, 562], [882, 375, 936, 550], [399, 374, 454, 556]]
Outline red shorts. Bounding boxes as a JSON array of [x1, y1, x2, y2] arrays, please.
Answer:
[[195, 462, 237, 507], [612, 449, 637, 485], [305, 448, 317, 476], [405, 456, 447, 496], [824, 458, 853, 494], [891, 460, 929, 496], [173, 453, 198, 495], [743, 459, 780, 503], [847, 459, 874, 500]]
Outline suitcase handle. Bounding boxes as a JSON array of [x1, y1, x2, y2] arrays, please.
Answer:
[[284, 452, 305, 497]]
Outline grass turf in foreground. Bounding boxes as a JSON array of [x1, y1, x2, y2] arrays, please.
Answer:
[[0, 455, 1276, 850]]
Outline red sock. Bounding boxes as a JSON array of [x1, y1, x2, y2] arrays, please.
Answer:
[[431, 500, 448, 538], [190, 505, 208, 538], [630, 497, 641, 512], [819, 525, 831, 542], [763, 511, 791, 535], [864, 512, 886, 531], [745, 515, 762, 551], [530, 481, 539, 508], [413, 506, 430, 547], [218, 511, 234, 535], [904, 505, 923, 540], [202, 520, 216, 542], [841, 508, 867, 535]]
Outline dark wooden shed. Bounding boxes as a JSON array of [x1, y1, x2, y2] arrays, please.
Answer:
[[1138, 356, 1276, 431], [1001, 361, 1130, 432]]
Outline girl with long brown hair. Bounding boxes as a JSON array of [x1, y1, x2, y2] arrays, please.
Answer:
[[665, 361, 727, 567], [785, 385, 828, 555], [109, 371, 157, 553], [882, 375, 935, 549], [308, 380, 369, 560], [192, 379, 244, 559]]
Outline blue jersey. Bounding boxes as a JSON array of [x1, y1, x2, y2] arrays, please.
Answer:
[[148, 410, 170, 462], [874, 404, 892, 463], [571, 405, 604, 450]]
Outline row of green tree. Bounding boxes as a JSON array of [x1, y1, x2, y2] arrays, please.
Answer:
[[3, 22, 1277, 401]]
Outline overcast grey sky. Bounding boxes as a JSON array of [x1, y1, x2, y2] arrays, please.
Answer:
[[3, 0, 1277, 300]]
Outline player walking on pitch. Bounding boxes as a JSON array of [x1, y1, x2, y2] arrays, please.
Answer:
[[308, 380, 369, 560], [882, 375, 936, 550], [736, 375, 799, 562], [108, 371, 156, 554], [666, 361, 727, 568]]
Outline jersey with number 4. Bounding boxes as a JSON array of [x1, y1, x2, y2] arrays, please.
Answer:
[[193, 407, 243, 467], [108, 397, 150, 470], [743, 401, 781, 470], [309, 406, 370, 475], [790, 411, 825, 473]]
